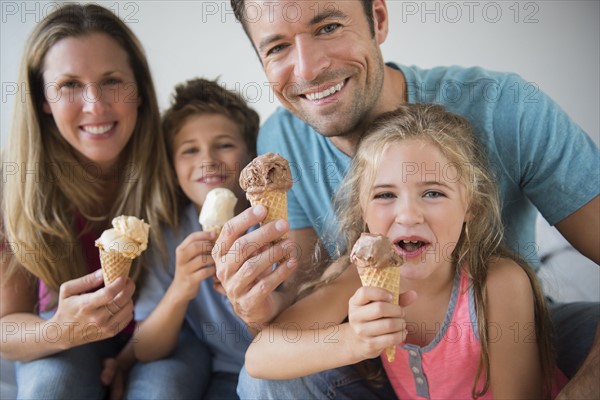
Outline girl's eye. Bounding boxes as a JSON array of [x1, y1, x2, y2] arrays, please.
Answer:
[[320, 23, 340, 34], [373, 192, 395, 200], [424, 191, 444, 199]]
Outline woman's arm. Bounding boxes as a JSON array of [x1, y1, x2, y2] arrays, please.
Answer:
[[486, 258, 543, 399], [1, 259, 134, 361]]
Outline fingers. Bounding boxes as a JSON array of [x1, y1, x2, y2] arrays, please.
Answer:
[[100, 358, 117, 386], [104, 279, 135, 334], [350, 286, 394, 307], [59, 269, 104, 299], [243, 257, 297, 303], [226, 239, 295, 298], [399, 290, 418, 307], [212, 206, 288, 260]]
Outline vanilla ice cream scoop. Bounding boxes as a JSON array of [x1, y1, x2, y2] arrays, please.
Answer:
[[95, 215, 150, 258], [199, 188, 238, 233]]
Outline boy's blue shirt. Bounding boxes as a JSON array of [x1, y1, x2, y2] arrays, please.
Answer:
[[135, 203, 252, 374]]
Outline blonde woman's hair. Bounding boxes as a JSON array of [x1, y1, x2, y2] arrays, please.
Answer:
[[1, 4, 177, 296], [333, 104, 555, 398]]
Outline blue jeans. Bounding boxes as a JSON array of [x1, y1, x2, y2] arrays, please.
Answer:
[[549, 301, 600, 378], [16, 326, 211, 399], [237, 358, 397, 400], [204, 372, 240, 400]]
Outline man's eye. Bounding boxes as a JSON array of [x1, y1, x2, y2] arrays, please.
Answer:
[[266, 43, 287, 57], [320, 23, 340, 34]]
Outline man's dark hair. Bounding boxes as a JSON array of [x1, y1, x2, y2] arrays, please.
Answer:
[[230, 0, 375, 40]]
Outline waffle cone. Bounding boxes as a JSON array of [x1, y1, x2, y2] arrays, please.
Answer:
[[247, 190, 288, 240], [99, 249, 133, 285], [203, 225, 222, 236], [358, 266, 401, 362]]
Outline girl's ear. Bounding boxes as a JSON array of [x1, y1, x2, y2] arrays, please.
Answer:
[[464, 205, 475, 222]]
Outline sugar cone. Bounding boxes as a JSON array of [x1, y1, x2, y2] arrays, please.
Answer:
[[358, 266, 401, 362], [247, 190, 288, 240], [99, 249, 133, 285], [203, 225, 222, 236]]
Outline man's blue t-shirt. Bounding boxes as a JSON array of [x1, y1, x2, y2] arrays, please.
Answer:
[[257, 64, 600, 268], [135, 203, 252, 374]]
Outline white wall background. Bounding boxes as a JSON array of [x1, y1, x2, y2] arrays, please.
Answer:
[[1, 0, 599, 147]]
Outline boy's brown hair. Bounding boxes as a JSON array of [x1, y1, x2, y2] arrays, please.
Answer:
[[162, 78, 260, 214], [162, 78, 259, 161]]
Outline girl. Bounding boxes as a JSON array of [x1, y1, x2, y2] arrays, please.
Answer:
[[241, 104, 560, 398], [0, 4, 202, 398]]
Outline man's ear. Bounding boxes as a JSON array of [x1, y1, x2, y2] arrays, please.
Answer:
[[372, 0, 389, 45]]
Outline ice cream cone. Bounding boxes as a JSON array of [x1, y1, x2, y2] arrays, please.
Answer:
[[357, 266, 401, 362], [247, 190, 288, 239], [350, 233, 404, 363], [199, 188, 238, 237], [99, 249, 133, 285], [239, 153, 293, 243], [95, 215, 150, 286], [202, 226, 223, 236]]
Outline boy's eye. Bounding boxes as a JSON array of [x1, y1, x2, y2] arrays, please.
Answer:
[[217, 142, 235, 150], [181, 147, 199, 155]]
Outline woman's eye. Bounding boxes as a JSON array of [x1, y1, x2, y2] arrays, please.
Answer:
[[60, 81, 80, 89], [103, 78, 122, 86]]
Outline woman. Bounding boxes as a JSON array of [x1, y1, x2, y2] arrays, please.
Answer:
[[1, 4, 207, 398]]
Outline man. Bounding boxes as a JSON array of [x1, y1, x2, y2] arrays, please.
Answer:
[[213, 0, 599, 398]]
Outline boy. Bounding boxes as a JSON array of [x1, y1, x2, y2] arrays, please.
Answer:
[[133, 78, 259, 399]]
